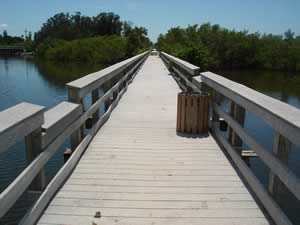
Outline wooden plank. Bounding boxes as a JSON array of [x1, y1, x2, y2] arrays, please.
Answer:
[[78, 158, 232, 164], [0, 102, 44, 154], [185, 95, 192, 132], [37, 56, 269, 225], [75, 168, 237, 176], [42, 101, 82, 148], [70, 173, 240, 181], [191, 95, 198, 134], [75, 163, 232, 172], [201, 71, 300, 146], [56, 191, 253, 201], [50, 197, 258, 208], [81, 155, 232, 161], [61, 184, 248, 194], [44, 205, 265, 218], [83, 149, 228, 155], [38, 215, 270, 225]]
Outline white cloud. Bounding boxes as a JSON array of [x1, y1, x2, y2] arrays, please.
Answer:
[[0, 24, 8, 28]]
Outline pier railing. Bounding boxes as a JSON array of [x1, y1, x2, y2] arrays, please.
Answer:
[[160, 51, 300, 225], [0, 51, 149, 224]]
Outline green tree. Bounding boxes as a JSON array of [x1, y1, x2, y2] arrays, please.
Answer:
[[284, 29, 295, 41], [156, 23, 300, 72]]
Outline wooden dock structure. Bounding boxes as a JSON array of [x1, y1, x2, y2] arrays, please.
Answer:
[[0, 51, 300, 225]]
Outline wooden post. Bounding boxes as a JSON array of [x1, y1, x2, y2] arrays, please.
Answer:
[[268, 132, 291, 200], [91, 88, 99, 125], [212, 90, 221, 123], [125, 67, 131, 87], [102, 81, 111, 112], [25, 127, 46, 191], [112, 77, 119, 101], [228, 101, 245, 152], [186, 72, 193, 92], [67, 88, 84, 150]]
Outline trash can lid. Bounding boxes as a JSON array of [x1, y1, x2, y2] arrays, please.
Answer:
[[178, 91, 209, 97]]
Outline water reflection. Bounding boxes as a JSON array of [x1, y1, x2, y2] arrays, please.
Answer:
[[0, 56, 105, 224], [219, 69, 300, 107], [35, 60, 106, 86]]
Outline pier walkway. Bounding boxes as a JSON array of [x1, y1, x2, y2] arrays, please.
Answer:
[[38, 56, 269, 225]]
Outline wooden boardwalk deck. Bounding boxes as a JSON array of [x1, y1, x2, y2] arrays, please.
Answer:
[[38, 56, 270, 225]]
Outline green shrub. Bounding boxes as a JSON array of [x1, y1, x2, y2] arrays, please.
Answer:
[[36, 36, 128, 64], [156, 23, 300, 72]]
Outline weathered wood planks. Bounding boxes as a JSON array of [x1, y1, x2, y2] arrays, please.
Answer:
[[37, 56, 270, 225]]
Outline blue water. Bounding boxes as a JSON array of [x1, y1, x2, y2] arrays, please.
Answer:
[[0, 57, 104, 225]]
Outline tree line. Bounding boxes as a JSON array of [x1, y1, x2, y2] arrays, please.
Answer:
[[1, 12, 152, 63], [34, 12, 151, 60], [0, 30, 24, 46], [156, 23, 300, 72]]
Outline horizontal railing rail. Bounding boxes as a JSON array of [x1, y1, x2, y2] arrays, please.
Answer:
[[160, 52, 201, 92], [0, 103, 45, 154], [160, 51, 300, 225], [67, 51, 149, 99], [0, 51, 149, 225], [160, 52, 200, 76]]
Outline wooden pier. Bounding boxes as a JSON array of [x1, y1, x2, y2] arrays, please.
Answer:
[[0, 51, 299, 225]]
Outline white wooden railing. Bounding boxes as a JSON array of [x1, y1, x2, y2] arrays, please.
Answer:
[[160, 51, 300, 225], [0, 51, 149, 224]]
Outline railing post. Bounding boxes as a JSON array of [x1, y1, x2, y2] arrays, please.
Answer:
[[67, 87, 84, 150], [91, 88, 99, 125], [228, 101, 245, 153], [102, 81, 112, 112], [212, 90, 221, 123], [25, 127, 46, 191], [268, 132, 291, 199], [112, 77, 119, 101]]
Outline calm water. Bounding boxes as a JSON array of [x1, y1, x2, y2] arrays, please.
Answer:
[[0, 57, 105, 225], [0, 58, 299, 224]]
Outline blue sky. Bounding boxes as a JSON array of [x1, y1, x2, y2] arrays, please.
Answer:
[[0, 0, 299, 42]]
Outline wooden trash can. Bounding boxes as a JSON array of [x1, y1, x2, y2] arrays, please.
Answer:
[[177, 92, 210, 135]]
